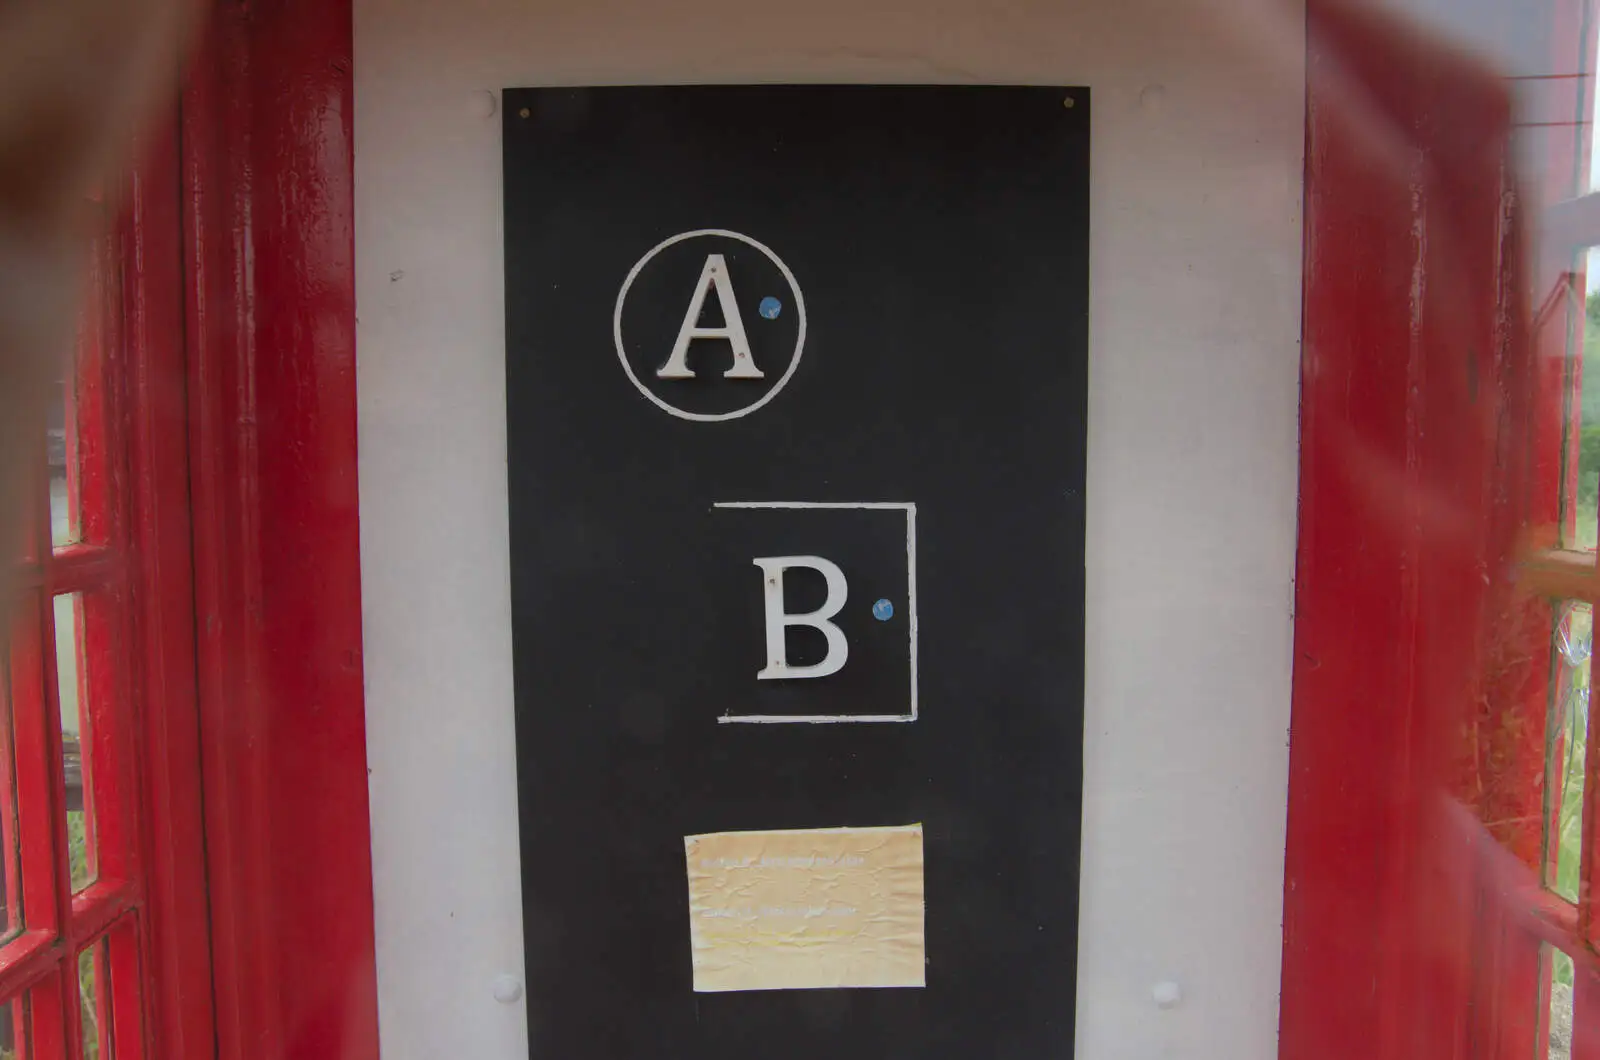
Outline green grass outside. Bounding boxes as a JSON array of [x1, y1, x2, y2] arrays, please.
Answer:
[[1572, 296, 1600, 548]]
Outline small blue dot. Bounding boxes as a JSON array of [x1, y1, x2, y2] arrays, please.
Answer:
[[759, 296, 783, 320], [872, 599, 894, 621]]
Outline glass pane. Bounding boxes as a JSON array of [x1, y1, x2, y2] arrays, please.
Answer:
[[46, 377, 73, 549], [1548, 947, 1576, 1060], [51, 232, 113, 551], [78, 939, 110, 1060], [1547, 602, 1590, 902], [1547, 9, 1599, 545], [1578, 270, 1600, 549], [52, 594, 95, 892], [0, 992, 30, 1060], [15, 468, 37, 565], [0, 652, 23, 942], [1590, 53, 1600, 196]]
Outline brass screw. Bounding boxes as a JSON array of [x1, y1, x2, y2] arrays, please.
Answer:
[[519, 107, 531, 119]]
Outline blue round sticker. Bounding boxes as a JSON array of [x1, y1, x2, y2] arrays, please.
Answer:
[[758, 296, 783, 320], [872, 598, 894, 621]]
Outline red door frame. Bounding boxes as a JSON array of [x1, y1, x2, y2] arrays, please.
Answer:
[[126, 115, 217, 1060], [178, 1, 379, 1057], [160, 3, 1598, 1059], [1280, 2, 1523, 1054], [1280, 2, 1593, 1058]]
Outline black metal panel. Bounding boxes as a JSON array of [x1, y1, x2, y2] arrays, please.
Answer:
[[504, 85, 1088, 1060]]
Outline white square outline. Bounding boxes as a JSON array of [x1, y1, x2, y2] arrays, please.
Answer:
[[711, 501, 918, 724]]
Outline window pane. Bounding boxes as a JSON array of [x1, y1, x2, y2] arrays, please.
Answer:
[[0, 992, 31, 1060], [1589, 53, 1600, 196], [51, 231, 114, 551], [1548, 947, 1575, 1060], [46, 378, 74, 550], [0, 652, 24, 942], [15, 475, 37, 565], [1578, 275, 1600, 550], [52, 594, 96, 892], [78, 940, 110, 1060], [1546, 601, 1589, 902]]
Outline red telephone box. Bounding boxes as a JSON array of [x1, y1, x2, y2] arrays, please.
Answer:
[[8, 0, 1600, 1058]]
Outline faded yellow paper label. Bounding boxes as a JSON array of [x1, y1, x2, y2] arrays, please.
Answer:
[[683, 824, 925, 993]]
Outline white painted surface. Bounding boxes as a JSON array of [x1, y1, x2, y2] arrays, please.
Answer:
[[354, 2, 1305, 1058]]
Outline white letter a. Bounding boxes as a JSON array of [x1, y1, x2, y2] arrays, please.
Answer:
[[657, 254, 763, 380]]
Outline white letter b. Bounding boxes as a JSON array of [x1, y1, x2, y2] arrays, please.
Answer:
[[753, 556, 848, 680]]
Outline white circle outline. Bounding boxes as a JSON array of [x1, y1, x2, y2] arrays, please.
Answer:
[[612, 229, 807, 423]]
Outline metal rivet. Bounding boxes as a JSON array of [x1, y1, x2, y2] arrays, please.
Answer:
[[1063, 96, 1076, 109], [519, 107, 531, 119]]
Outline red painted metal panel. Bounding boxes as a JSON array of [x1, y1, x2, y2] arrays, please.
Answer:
[[246, 2, 377, 1051], [106, 918, 146, 1060], [182, 7, 284, 1056], [28, 969, 67, 1060], [1573, 968, 1600, 1059], [71, 225, 111, 552], [1281, 4, 1539, 1060], [120, 115, 215, 1060], [183, 1, 379, 1057]]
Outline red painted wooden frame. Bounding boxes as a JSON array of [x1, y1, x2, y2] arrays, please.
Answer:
[[181, 1, 380, 1057]]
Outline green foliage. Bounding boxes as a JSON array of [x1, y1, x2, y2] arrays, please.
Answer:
[[1553, 703, 1586, 929], [67, 810, 89, 892], [1573, 295, 1600, 548], [1578, 426, 1600, 521], [66, 813, 101, 1058], [1552, 608, 1590, 989], [1585, 293, 1600, 428], [79, 945, 98, 1060]]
